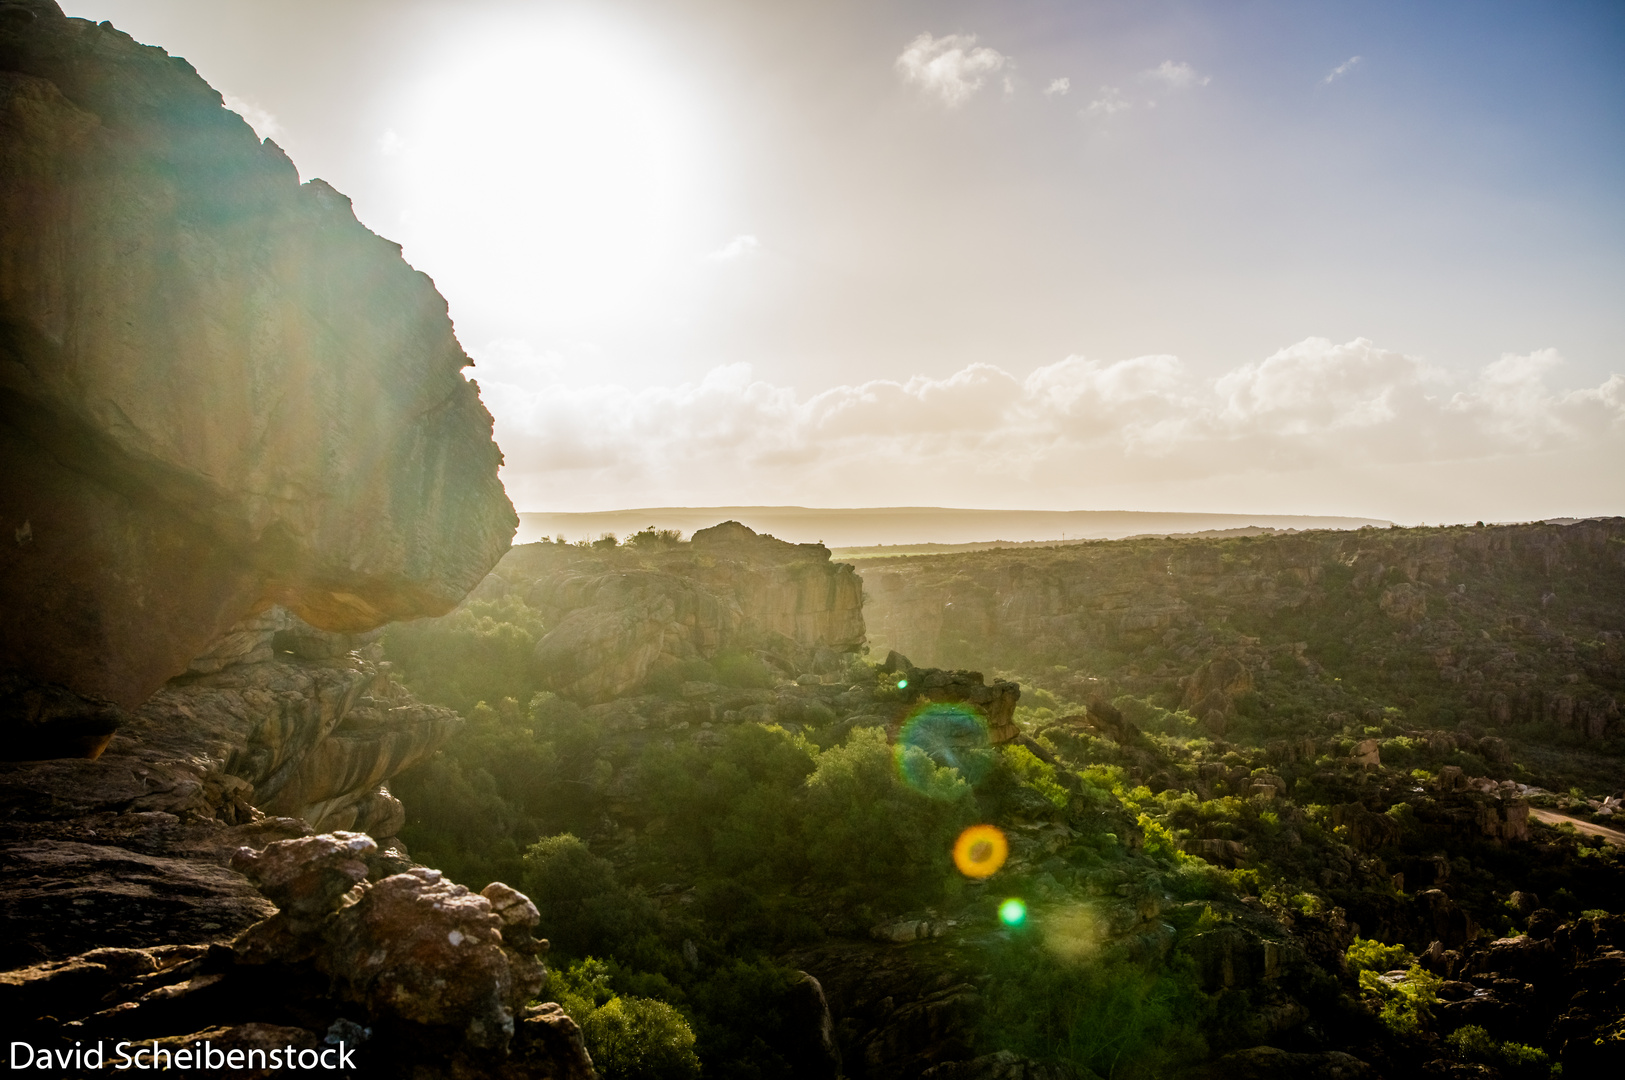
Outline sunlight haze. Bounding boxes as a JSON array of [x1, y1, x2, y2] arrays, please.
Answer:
[[66, 0, 1625, 524]]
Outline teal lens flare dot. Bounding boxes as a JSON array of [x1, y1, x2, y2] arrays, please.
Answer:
[[998, 898, 1027, 926], [897, 678, 908, 689]]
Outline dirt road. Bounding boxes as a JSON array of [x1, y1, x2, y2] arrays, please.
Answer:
[[1529, 807, 1625, 846]]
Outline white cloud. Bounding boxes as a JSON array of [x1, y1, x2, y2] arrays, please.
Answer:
[[479, 337, 1625, 517], [1086, 87, 1132, 116], [707, 235, 760, 261], [895, 32, 1008, 108], [1324, 56, 1362, 84], [1044, 77, 1071, 97], [222, 94, 281, 141], [1145, 60, 1210, 90]]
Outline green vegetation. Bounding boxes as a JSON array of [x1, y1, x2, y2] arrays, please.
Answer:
[[1344, 937, 1412, 974], [384, 523, 1625, 1077], [550, 960, 701, 1080], [1447, 1025, 1554, 1078]]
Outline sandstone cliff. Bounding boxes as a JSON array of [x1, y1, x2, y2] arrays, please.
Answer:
[[488, 521, 865, 702], [863, 520, 1625, 742], [0, 0, 517, 757]]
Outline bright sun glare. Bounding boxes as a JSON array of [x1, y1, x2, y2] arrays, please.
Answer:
[[387, 12, 707, 329]]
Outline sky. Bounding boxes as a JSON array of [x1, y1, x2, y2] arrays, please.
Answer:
[[67, 0, 1625, 523]]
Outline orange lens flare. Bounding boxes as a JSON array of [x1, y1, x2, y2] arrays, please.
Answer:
[[952, 824, 1008, 879]]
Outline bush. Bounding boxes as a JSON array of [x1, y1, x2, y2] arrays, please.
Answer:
[[1447, 1025, 1552, 1078], [582, 997, 702, 1080], [384, 595, 548, 713], [1345, 937, 1412, 973], [978, 941, 1209, 1078], [1356, 965, 1440, 1034], [801, 727, 972, 903], [521, 835, 658, 959], [552, 960, 701, 1080]]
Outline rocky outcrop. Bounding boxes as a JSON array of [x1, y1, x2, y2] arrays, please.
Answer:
[[3, 831, 595, 1079], [878, 651, 1021, 745], [0, 610, 457, 835], [493, 523, 864, 702], [1181, 656, 1254, 735], [0, 609, 588, 1075], [1414, 913, 1625, 1076], [0, 1, 516, 756], [0, 8, 582, 1073], [0, 609, 460, 969]]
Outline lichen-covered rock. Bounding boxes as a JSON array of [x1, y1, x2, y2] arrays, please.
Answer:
[[232, 832, 375, 925], [321, 867, 541, 1049], [0, 1, 516, 755]]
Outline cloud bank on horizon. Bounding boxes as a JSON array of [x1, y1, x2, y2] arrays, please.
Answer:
[[476, 338, 1625, 523], [70, 0, 1625, 524]]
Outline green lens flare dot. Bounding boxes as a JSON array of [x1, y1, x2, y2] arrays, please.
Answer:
[[998, 898, 1027, 927], [897, 679, 908, 689]]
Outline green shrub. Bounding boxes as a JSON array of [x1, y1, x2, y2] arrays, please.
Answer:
[[521, 834, 658, 959], [384, 595, 548, 713], [1345, 937, 1412, 973], [1356, 965, 1440, 1034], [1447, 1025, 1552, 1078], [1138, 814, 1187, 864], [802, 728, 972, 903], [999, 745, 1070, 809], [582, 996, 701, 1080], [553, 959, 701, 1080], [712, 650, 776, 689], [978, 942, 1208, 1078]]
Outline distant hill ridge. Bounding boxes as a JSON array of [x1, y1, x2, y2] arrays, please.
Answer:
[[516, 506, 1394, 548]]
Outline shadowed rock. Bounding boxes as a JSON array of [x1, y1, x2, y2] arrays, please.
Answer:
[[0, 1, 516, 755], [509, 522, 864, 702]]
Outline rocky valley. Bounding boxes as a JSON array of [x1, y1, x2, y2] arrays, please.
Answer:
[[369, 519, 1624, 1080], [1, 4, 1622, 1080]]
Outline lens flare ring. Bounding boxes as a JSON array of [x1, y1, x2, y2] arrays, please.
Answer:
[[952, 824, 1008, 878], [895, 703, 991, 797]]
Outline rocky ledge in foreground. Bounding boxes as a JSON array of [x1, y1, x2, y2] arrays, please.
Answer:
[[2, 832, 593, 1079], [0, 611, 594, 1077]]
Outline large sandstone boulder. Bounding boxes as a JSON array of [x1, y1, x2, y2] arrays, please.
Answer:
[[0, 2, 516, 756]]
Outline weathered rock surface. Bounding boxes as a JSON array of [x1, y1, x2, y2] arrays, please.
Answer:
[[5, 830, 591, 1079], [0, 7, 590, 1075], [1410, 913, 1625, 1076], [0, 601, 466, 967], [1181, 655, 1254, 735], [794, 941, 980, 1080], [495, 522, 864, 701], [862, 520, 1625, 741], [0, 1, 516, 755], [0, 615, 458, 833]]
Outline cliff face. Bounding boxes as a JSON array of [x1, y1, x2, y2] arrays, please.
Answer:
[[490, 521, 866, 702], [0, 1, 517, 756], [863, 520, 1625, 741], [0, 7, 575, 1075]]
